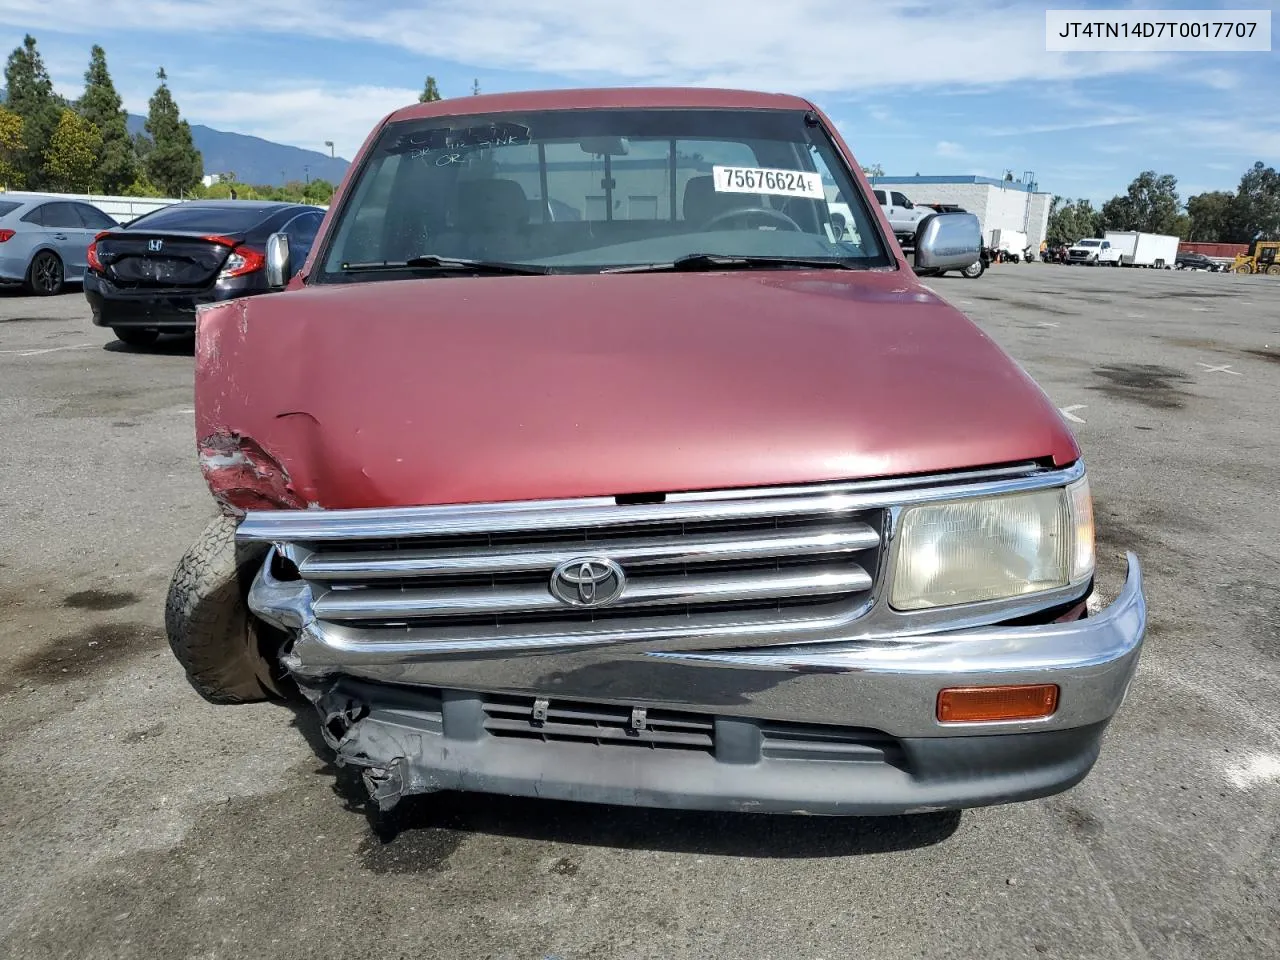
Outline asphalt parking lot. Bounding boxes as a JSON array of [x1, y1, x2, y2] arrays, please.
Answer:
[[1, 265, 1278, 960]]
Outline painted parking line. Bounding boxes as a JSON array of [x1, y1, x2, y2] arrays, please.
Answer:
[[1198, 362, 1242, 376], [0, 343, 92, 357], [1059, 405, 1087, 424]]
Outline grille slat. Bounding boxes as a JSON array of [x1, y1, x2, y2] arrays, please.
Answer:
[[313, 565, 872, 621], [298, 524, 879, 579], [282, 495, 882, 637]]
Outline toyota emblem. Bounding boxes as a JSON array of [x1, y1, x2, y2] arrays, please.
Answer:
[[549, 557, 626, 608]]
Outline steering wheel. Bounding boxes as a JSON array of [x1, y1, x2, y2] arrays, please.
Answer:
[[700, 206, 803, 232]]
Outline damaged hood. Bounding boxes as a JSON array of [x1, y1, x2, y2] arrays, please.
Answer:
[[194, 270, 1078, 510]]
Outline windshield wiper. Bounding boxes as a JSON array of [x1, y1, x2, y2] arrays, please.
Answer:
[[601, 253, 865, 274], [341, 255, 550, 276]]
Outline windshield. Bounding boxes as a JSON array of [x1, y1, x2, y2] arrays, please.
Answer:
[[316, 107, 890, 279], [1077, 239, 1101, 247]]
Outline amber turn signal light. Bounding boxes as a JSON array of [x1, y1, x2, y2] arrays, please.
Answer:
[[937, 684, 1059, 723]]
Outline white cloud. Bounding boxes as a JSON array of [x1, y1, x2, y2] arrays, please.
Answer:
[[1164, 117, 1280, 159], [935, 140, 966, 158], [2, 0, 1252, 169], [167, 85, 418, 160], [979, 114, 1144, 137], [1192, 69, 1241, 91], [0, 0, 1178, 94]]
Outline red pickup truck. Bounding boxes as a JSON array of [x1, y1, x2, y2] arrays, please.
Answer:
[[167, 87, 1146, 817]]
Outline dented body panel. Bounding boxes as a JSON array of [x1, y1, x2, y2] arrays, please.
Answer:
[[194, 272, 1078, 510]]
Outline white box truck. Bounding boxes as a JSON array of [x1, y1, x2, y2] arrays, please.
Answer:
[[1107, 231, 1179, 268]]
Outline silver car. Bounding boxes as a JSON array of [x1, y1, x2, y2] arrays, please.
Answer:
[[0, 193, 119, 295]]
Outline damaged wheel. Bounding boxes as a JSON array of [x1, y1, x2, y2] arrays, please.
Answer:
[[165, 514, 292, 704]]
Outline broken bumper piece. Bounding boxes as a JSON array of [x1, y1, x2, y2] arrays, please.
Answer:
[[251, 554, 1146, 815], [307, 677, 1115, 816]]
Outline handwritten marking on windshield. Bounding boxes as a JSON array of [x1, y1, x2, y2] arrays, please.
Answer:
[[408, 134, 530, 163]]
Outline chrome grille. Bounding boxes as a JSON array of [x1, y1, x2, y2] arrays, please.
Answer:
[[270, 499, 884, 639]]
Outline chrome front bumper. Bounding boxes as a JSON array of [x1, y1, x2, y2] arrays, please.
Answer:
[[251, 552, 1145, 742], [248, 548, 1146, 814]]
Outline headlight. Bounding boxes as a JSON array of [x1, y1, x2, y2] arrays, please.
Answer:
[[890, 476, 1094, 611]]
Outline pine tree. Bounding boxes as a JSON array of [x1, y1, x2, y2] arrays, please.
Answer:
[[419, 76, 441, 102], [0, 106, 25, 188], [43, 107, 102, 192], [79, 45, 137, 193], [3, 35, 63, 189], [472, 78, 480, 95], [144, 68, 202, 196]]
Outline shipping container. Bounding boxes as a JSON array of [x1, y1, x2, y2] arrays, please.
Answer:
[[1178, 241, 1249, 258]]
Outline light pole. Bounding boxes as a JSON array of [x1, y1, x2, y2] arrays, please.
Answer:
[[324, 140, 334, 159]]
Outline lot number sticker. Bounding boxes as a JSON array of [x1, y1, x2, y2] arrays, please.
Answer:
[[713, 165, 824, 199]]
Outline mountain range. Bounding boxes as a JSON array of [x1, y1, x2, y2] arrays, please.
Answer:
[[124, 114, 351, 186]]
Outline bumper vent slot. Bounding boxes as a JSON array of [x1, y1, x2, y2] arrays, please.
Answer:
[[483, 697, 714, 752], [759, 722, 905, 766]]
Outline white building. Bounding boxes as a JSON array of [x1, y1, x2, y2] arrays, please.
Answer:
[[870, 175, 1053, 253]]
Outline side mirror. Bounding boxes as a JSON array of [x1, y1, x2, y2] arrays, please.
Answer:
[[913, 212, 982, 272], [265, 232, 291, 289]]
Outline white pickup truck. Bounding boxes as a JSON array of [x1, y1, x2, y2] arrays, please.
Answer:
[[1066, 237, 1123, 266], [873, 188, 932, 244]]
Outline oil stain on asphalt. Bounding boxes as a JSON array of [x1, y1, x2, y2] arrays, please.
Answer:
[[1089, 363, 1193, 410], [63, 589, 139, 611], [1244, 348, 1280, 366], [12, 622, 165, 686]]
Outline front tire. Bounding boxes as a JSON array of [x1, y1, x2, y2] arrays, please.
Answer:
[[961, 259, 985, 279], [112, 327, 159, 347], [165, 514, 291, 705], [1267, 264, 1280, 276], [26, 250, 63, 295]]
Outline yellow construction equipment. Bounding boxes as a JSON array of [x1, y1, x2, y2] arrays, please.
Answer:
[[1231, 240, 1280, 275]]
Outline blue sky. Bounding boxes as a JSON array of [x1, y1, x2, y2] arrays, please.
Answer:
[[1, 0, 1276, 204]]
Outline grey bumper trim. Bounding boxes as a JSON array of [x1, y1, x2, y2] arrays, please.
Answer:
[[308, 677, 1111, 816], [254, 554, 1145, 741]]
